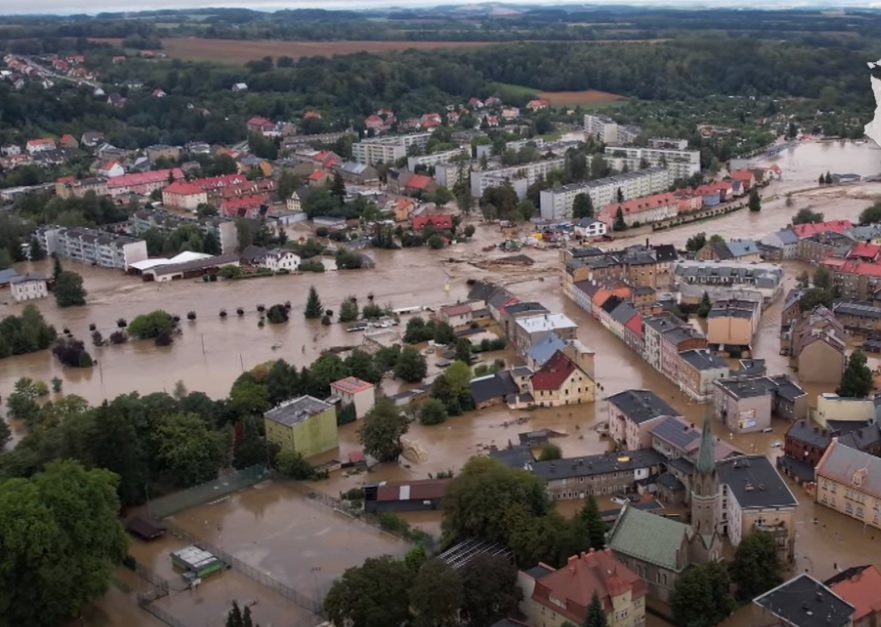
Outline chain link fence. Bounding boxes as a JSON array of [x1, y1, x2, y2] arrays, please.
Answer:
[[147, 465, 270, 519]]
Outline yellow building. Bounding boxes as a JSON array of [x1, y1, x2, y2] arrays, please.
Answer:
[[263, 395, 338, 458], [816, 439, 881, 530], [528, 350, 596, 406]]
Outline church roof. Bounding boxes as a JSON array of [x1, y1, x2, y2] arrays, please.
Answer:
[[696, 418, 716, 474]]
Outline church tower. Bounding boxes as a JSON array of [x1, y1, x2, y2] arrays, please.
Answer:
[[691, 418, 720, 536]]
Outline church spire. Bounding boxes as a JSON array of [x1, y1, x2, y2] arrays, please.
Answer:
[[696, 418, 716, 474]]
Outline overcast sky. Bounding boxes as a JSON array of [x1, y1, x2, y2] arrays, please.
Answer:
[[4, 0, 874, 17]]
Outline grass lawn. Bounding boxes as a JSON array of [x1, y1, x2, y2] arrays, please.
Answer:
[[491, 82, 538, 99]]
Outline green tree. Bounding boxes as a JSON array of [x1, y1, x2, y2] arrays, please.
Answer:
[[0, 460, 128, 627], [395, 347, 427, 382], [798, 287, 833, 312], [344, 349, 383, 385], [359, 398, 409, 461], [730, 531, 783, 599], [0, 414, 10, 448], [410, 559, 463, 627], [427, 234, 444, 250], [748, 187, 761, 212], [432, 186, 454, 206], [837, 349, 874, 398], [516, 199, 536, 221], [54, 270, 87, 307], [572, 193, 593, 219], [155, 412, 227, 487], [276, 449, 314, 479], [792, 208, 824, 224], [29, 237, 46, 261], [266, 359, 297, 406], [685, 232, 707, 252], [538, 442, 562, 461], [325, 556, 413, 627], [128, 310, 173, 339], [585, 591, 609, 627], [305, 286, 323, 319], [813, 265, 832, 290], [339, 297, 359, 323], [442, 456, 549, 545], [698, 291, 712, 318], [90, 400, 150, 506], [226, 600, 260, 627], [825, 171, 833, 185], [459, 554, 521, 627], [859, 202, 881, 225], [579, 495, 606, 550], [330, 170, 347, 201], [613, 207, 626, 231], [616, 187, 624, 203], [418, 398, 448, 425], [52, 255, 63, 281], [463, 224, 476, 239], [233, 416, 276, 469], [454, 338, 472, 364], [670, 561, 735, 627], [404, 545, 428, 573], [277, 171, 301, 201], [433, 321, 456, 346]]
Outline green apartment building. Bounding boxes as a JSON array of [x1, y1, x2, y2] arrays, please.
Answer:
[[263, 395, 338, 458]]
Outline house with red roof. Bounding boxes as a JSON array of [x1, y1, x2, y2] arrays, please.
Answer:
[[420, 112, 442, 128], [519, 549, 646, 627], [106, 168, 183, 197], [485, 115, 499, 127], [791, 220, 853, 240], [526, 99, 550, 111], [162, 180, 209, 211], [152, 88, 166, 98], [307, 169, 330, 186], [439, 302, 474, 329], [847, 242, 881, 263], [528, 350, 595, 406], [598, 192, 679, 228], [303, 110, 322, 120], [58, 134, 78, 149], [25, 138, 56, 155], [364, 114, 386, 131], [826, 564, 881, 627], [97, 161, 125, 178], [729, 169, 755, 191], [402, 173, 436, 196], [329, 376, 376, 420], [246, 116, 277, 137], [220, 193, 270, 219], [411, 214, 453, 231], [312, 150, 341, 169]]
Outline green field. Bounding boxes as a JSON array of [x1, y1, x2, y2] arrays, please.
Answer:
[[490, 82, 538, 100]]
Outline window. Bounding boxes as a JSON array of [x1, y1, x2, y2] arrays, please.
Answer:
[[857, 507, 865, 519], [846, 502, 853, 515]]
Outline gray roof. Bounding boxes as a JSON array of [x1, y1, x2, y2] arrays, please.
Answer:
[[531, 449, 666, 481], [669, 456, 695, 475], [650, 416, 701, 450], [754, 574, 853, 627], [470, 372, 519, 404], [656, 472, 685, 492], [837, 424, 881, 453], [716, 455, 798, 509], [786, 420, 834, 449], [707, 300, 757, 319], [264, 395, 332, 426], [523, 564, 554, 580], [818, 440, 881, 497], [487, 287, 516, 310], [833, 301, 881, 320], [679, 349, 729, 372], [734, 358, 767, 377], [714, 376, 776, 399], [0, 268, 20, 284], [503, 301, 549, 318], [610, 300, 639, 326], [467, 280, 498, 302], [525, 333, 566, 367], [607, 389, 678, 424], [776, 228, 799, 245], [769, 374, 807, 403], [490, 445, 535, 470], [720, 239, 760, 259], [9, 272, 47, 284], [607, 504, 695, 572], [511, 366, 534, 378], [777, 455, 815, 483]]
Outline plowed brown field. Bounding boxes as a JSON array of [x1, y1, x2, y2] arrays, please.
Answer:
[[537, 89, 625, 105]]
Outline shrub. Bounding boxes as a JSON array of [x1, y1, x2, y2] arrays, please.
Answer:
[[128, 310, 174, 340], [109, 330, 128, 345], [418, 398, 448, 425], [52, 337, 93, 368], [337, 403, 356, 425], [266, 304, 289, 324], [298, 260, 326, 273]]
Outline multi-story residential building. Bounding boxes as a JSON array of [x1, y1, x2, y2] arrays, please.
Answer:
[[162, 180, 208, 211], [518, 549, 646, 627], [700, 239, 763, 264], [759, 227, 800, 260], [607, 389, 679, 450], [583, 114, 640, 145], [470, 158, 566, 200], [603, 145, 701, 180], [512, 313, 578, 355], [607, 505, 720, 603], [753, 575, 855, 627], [824, 257, 881, 301], [816, 439, 881, 531], [671, 260, 785, 304], [352, 133, 432, 165], [530, 449, 666, 500], [712, 376, 776, 433], [529, 350, 596, 406], [783, 420, 835, 469], [263, 395, 338, 458], [42, 227, 148, 270], [813, 393, 878, 428], [500, 301, 551, 339], [641, 315, 707, 383], [329, 376, 376, 420], [597, 192, 679, 228], [605, 300, 644, 354], [539, 168, 670, 221], [677, 349, 730, 403], [9, 272, 48, 302], [130, 207, 240, 255], [648, 415, 743, 476], [706, 298, 761, 351], [832, 301, 881, 335], [787, 306, 847, 385], [407, 148, 468, 171], [797, 231, 855, 263]]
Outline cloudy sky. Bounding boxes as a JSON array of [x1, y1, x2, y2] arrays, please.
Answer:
[[3, 0, 870, 16]]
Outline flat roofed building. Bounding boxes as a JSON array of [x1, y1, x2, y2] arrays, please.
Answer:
[[263, 395, 338, 458]]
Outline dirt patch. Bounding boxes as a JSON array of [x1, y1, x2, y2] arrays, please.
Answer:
[[92, 38, 500, 64], [537, 89, 626, 106]]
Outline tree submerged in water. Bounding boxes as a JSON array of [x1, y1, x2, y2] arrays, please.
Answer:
[[305, 286, 323, 319]]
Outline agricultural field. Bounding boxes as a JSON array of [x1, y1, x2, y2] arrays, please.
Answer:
[[537, 89, 626, 107], [141, 38, 500, 63]]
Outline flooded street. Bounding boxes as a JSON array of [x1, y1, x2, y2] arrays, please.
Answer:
[[5, 140, 881, 626]]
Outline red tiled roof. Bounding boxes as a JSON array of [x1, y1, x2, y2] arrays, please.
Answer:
[[187, 173, 248, 191], [308, 169, 329, 181], [405, 174, 434, 191], [848, 242, 881, 260], [330, 376, 374, 395], [792, 220, 854, 239], [531, 549, 645, 625], [829, 565, 881, 621], [441, 303, 472, 317], [531, 351, 578, 391], [828, 259, 881, 278], [601, 192, 678, 216], [27, 138, 55, 147], [375, 479, 450, 502], [59, 134, 76, 145], [412, 214, 453, 230], [56, 175, 76, 184], [625, 313, 643, 338], [247, 115, 272, 127], [220, 193, 270, 217], [108, 168, 183, 189], [730, 169, 754, 181], [164, 181, 204, 196], [303, 111, 321, 119]]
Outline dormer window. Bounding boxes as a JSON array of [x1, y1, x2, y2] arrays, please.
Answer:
[[853, 468, 868, 487]]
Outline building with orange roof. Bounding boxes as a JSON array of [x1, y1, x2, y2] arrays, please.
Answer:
[[598, 192, 679, 228], [792, 219, 853, 240], [329, 376, 376, 420], [847, 241, 881, 263], [825, 565, 881, 627], [823, 257, 881, 301], [528, 350, 595, 405], [729, 169, 756, 191], [162, 180, 208, 211], [518, 548, 646, 627], [58, 134, 78, 149]]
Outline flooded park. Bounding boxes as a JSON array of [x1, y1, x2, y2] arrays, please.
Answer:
[[6, 141, 881, 627]]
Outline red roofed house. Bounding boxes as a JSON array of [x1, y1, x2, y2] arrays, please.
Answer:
[[364, 478, 450, 513], [329, 376, 376, 420], [364, 114, 385, 131], [152, 88, 167, 98], [826, 564, 881, 627], [106, 168, 184, 197], [519, 549, 646, 627], [303, 110, 322, 120], [220, 193, 270, 219], [412, 214, 453, 231], [59, 134, 79, 149], [163, 180, 208, 211], [26, 138, 56, 155], [598, 192, 679, 228], [307, 169, 330, 186], [729, 169, 755, 191], [440, 302, 474, 329], [528, 349, 596, 406], [97, 161, 125, 178], [403, 173, 437, 196], [313, 150, 341, 169], [421, 112, 442, 128], [246, 116, 276, 136], [847, 242, 881, 263], [792, 220, 853, 240], [526, 99, 550, 111]]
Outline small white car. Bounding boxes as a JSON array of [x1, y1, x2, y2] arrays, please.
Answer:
[[770, 441, 782, 448]]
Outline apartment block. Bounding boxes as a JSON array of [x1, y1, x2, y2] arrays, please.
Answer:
[[130, 207, 240, 255], [352, 133, 431, 165], [407, 148, 468, 171], [604, 145, 701, 181], [42, 226, 148, 270], [470, 158, 566, 199], [583, 114, 641, 145], [671, 260, 785, 304], [539, 168, 670, 221]]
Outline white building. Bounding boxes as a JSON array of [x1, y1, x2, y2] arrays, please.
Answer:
[[329, 376, 376, 420], [352, 133, 432, 165], [604, 145, 701, 181], [584, 114, 640, 145], [539, 167, 670, 221], [407, 148, 468, 171], [42, 226, 148, 270], [434, 162, 470, 189], [470, 158, 566, 199], [572, 218, 608, 239], [10, 272, 48, 302], [262, 249, 300, 272]]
